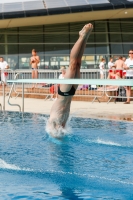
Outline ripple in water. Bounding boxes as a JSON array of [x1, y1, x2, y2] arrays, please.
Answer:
[[0, 111, 133, 199]]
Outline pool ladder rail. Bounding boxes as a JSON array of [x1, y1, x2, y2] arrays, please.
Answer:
[[1, 81, 5, 111], [7, 72, 22, 112]]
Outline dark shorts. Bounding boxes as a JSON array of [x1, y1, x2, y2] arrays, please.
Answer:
[[126, 76, 133, 79]]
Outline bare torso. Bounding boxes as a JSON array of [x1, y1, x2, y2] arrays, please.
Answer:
[[30, 56, 39, 69], [115, 60, 124, 69]]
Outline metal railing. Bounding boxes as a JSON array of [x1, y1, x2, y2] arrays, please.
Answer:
[[1, 68, 133, 112], [9, 69, 107, 102]]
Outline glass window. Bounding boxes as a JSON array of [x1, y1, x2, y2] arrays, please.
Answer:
[[94, 21, 107, 32], [110, 44, 123, 54], [19, 53, 30, 69], [0, 34, 5, 43], [0, 45, 5, 55], [122, 34, 133, 42], [109, 34, 122, 42], [19, 34, 43, 43], [88, 34, 95, 43], [95, 44, 109, 54], [8, 44, 18, 54], [82, 55, 95, 69], [45, 33, 69, 43], [7, 34, 18, 43], [95, 33, 107, 42], [45, 23, 69, 32], [70, 33, 78, 43], [123, 44, 133, 55], [121, 22, 133, 33], [19, 25, 43, 32], [45, 44, 69, 55], [6, 55, 19, 70], [70, 44, 95, 55], [19, 44, 43, 54], [6, 27, 18, 34], [108, 21, 121, 32], [84, 44, 95, 54]]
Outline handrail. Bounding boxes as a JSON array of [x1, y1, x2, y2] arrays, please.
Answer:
[[2, 81, 5, 111], [7, 72, 23, 112], [0, 81, 6, 111]]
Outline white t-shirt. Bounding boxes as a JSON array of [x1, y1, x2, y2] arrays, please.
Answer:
[[59, 74, 64, 79], [0, 61, 9, 83], [99, 62, 104, 69], [0, 61, 8, 72], [108, 61, 114, 69], [99, 62, 105, 74], [125, 58, 133, 77]]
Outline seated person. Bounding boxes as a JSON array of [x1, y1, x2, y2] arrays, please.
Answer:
[[107, 66, 120, 80], [106, 66, 120, 89], [59, 66, 66, 79], [98, 66, 120, 91], [50, 66, 67, 100]]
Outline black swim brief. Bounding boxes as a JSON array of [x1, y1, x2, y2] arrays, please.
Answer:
[[58, 86, 76, 96]]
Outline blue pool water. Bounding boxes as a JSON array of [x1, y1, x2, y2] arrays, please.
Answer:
[[0, 112, 133, 199]]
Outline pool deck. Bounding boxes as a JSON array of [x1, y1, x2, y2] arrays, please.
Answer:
[[1, 96, 133, 121]]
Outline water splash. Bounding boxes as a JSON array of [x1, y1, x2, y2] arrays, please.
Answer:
[[0, 158, 21, 170], [87, 138, 122, 147], [1, 159, 133, 186], [45, 117, 72, 139], [96, 138, 121, 146], [0, 158, 31, 172]]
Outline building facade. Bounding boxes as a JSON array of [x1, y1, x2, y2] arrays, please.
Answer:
[[0, 0, 133, 69]]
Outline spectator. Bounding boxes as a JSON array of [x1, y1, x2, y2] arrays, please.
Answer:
[[59, 66, 66, 79], [122, 57, 127, 78], [108, 57, 114, 70], [104, 66, 120, 90], [98, 66, 120, 91], [99, 58, 105, 79], [50, 66, 66, 100], [107, 66, 120, 80], [30, 49, 40, 89], [114, 56, 125, 78], [0, 57, 10, 86], [123, 57, 126, 62], [124, 49, 133, 104]]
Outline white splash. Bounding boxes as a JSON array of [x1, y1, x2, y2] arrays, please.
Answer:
[[96, 138, 121, 146], [87, 138, 121, 147], [0, 158, 21, 170], [46, 118, 72, 139], [0, 158, 32, 172]]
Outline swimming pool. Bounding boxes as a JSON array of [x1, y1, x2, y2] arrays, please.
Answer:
[[0, 111, 133, 199]]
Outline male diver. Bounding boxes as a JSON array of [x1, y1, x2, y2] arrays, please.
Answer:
[[47, 23, 93, 137]]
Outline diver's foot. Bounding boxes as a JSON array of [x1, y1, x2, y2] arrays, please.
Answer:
[[79, 23, 93, 40]]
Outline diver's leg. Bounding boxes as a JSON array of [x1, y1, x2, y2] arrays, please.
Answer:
[[60, 23, 93, 92]]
